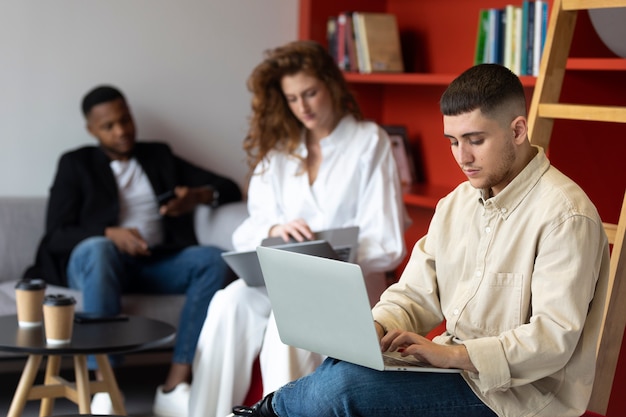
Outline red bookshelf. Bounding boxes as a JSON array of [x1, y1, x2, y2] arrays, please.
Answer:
[[299, 0, 626, 414]]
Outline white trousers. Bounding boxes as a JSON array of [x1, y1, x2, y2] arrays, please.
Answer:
[[188, 279, 323, 417], [189, 272, 386, 417]]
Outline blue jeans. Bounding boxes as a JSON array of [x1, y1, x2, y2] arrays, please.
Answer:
[[67, 236, 227, 367], [272, 358, 497, 417]]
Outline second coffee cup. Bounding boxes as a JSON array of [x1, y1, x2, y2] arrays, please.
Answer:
[[43, 294, 77, 345]]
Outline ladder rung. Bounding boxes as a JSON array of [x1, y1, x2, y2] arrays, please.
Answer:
[[563, 0, 626, 10], [538, 103, 626, 123], [604, 222, 618, 244]]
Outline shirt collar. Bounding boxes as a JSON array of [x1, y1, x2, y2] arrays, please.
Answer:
[[296, 114, 356, 155], [479, 146, 550, 220]]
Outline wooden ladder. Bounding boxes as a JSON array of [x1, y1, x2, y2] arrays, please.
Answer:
[[528, 0, 626, 151], [527, 1, 626, 415]]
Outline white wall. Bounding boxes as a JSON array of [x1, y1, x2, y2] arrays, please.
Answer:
[[0, 1, 298, 196]]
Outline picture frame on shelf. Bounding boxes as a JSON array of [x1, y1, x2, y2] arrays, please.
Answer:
[[382, 125, 419, 186]]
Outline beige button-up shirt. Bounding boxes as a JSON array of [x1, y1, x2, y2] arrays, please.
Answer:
[[373, 147, 610, 417]]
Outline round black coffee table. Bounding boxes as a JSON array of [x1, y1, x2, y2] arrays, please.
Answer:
[[0, 314, 175, 417]]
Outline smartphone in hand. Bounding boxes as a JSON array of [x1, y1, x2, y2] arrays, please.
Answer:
[[157, 190, 176, 206]]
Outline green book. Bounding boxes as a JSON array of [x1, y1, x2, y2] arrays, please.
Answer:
[[474, 9, 490, 65]]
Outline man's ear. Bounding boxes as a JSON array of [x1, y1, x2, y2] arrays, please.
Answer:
[[511, 116, 528, 144], [86, 121, 96, 138]]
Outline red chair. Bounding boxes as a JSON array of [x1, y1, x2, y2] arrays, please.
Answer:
[[243, 358, 263, 405]]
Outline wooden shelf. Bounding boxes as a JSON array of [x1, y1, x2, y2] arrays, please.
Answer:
[[402, 183, 454, 209], [566, 58, 626, 70], [343, 58, 626, 87], [344, 72, 538, 87]]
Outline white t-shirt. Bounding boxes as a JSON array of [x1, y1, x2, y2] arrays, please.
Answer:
[[109, 158, 163, 247]]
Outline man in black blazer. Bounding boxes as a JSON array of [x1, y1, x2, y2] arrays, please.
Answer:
[[25, 85, 242, 416]]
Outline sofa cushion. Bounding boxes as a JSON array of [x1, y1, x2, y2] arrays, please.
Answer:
[[194, 201, 248, 250], [0, 197, 48, 283]]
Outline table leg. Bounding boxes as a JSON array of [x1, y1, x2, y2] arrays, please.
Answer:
[[39, 355, 61, 417], [95, 354, 127, 415], [8, 354, 42, 417], [73, 354, 92, 414]]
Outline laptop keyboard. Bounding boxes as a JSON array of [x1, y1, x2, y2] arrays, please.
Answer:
[[334, 247, 351, 262], [383, 352, 429, 367]]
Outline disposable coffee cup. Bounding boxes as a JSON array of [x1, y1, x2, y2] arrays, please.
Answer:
[[15, 278, 47, 327], [43, 294, 76, 345]]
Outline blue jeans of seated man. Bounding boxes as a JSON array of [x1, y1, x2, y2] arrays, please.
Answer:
[[67, 236, 227, 369], [272, 358, 497, 417]]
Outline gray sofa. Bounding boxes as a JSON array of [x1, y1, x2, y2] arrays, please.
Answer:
[[0, 196, 248, 364]]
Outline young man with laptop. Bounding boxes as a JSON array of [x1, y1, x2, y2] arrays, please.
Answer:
[[232, 64, 610, 417]]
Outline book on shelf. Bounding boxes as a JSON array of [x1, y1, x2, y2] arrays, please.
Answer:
[[521, 0, 535, 76], [382, 125, 419, 186], [488, 8, 504, 64], [326, 11, 404, 74], [353, 12, 404, 73], [343, 11, 360, 72], [513, 5, 523, 75], [473, 1, 548, 76], [336, 13, 348, 70], [503, 5, 516, 71], [327, 16, 338, 66], [533, 0, 548, 76], [474, 9, 489, 65]]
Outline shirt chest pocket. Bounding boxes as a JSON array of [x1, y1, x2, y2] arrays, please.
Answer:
[[464, 272, 524, 336]]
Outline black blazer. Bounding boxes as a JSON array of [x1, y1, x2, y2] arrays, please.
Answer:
[[24, 142, 242, 286]]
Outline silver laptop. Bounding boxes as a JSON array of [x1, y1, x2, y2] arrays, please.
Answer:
[[261, 226, 359, 263], [256, 246, 462, 373], [221, 240, 339, 287]]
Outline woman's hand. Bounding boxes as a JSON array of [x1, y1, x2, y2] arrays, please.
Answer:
[[269, 218, 314, 243]]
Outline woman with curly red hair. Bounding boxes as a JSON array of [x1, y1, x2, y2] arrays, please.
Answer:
[[188, 40, 407, 417]]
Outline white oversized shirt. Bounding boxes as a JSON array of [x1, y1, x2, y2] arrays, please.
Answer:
[[233, 115, 407, 282], [373, 147, 610, 417]]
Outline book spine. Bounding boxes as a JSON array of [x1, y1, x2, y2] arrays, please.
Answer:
[[504, 5, 515, 71], [498, 8, 506, 66], [513, 6, 523, 75], [532, 0, 548, 76], [345, 12, 359, 72], [326, 16, 338, 66], [533, 0, 542, 76], [487, 9, 498, 63], [337, 13, 348, 71], [353, 12, 371, 73], [474, 9, 489, 65], [525, 0, 535, 76]]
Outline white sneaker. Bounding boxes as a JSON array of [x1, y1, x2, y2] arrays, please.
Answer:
[[90, 391, 125, 415], [153, 382, 190, 417], [91, 392, 113, 414]]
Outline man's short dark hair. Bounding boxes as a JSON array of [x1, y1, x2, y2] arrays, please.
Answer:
[[81, 85, 125, 117], [440, 64, 526, 118]]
